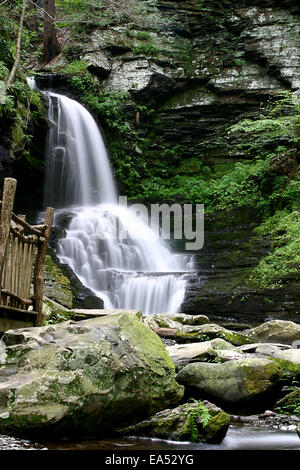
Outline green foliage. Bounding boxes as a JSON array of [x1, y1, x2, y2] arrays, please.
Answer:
[[182, 401, 212, 442], [0, 61, 9, 80], [63, 60, 88, 75], [56, 0, 165, 37], [248, 210, 300, 289], [132, 43, 158, 56], [136, 31, 151, 40], [44, 311, 76, 325], [228, 91, 300, 153], [274, 381, 300, 417]]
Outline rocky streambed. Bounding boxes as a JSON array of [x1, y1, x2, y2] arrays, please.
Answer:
[[0, 311, 299, 449]]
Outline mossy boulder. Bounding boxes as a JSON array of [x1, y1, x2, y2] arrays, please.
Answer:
[[175, 324, 251, 346], [0, 313, 183, 438], [245, 320, 300, 345], [43, 255, 73, 309], [117, 400, 230, 444], [177, 358, 283, 409]]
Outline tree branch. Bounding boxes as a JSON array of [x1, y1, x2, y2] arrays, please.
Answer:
[[6, 0, 28, 88]]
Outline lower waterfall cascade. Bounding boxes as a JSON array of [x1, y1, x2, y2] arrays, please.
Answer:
[[42, 87, 194, 314]]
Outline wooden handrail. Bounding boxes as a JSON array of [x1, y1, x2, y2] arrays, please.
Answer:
[[0, 178, 54, 328], [1, 289, 33, 306], [0, 200, 47, 237]]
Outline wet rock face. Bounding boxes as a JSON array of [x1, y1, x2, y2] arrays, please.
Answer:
[[181, 220, 300, 323], [0, 313, 183, 438], [85, 0, 300, 157]]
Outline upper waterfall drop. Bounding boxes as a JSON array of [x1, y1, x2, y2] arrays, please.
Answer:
[[42, 87, 193, 315], [44, 92, 117, 208]]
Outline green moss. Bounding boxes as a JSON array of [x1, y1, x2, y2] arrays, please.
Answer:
[[271, 358, 300, 379], [242, 362, 282, 395], [44, 255, 73, 308], [44, 256, 71, 290], [204, 411, 230, 442]]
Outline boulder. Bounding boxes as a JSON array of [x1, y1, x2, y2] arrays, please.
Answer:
[[117, 401, 230, 444], [211, 349, 245, 363], [240, 343, 292, 353], [0, 313, 183, 437], [272, 349, 300, 365], [143, 313, 209, 330], [166, 341, 213, 368], [245, 320, 300, 345], [166, 338, 240, 368], [255, 344, 284, 356], [169, 324, 250, 346], [177, 358, 283, 408]]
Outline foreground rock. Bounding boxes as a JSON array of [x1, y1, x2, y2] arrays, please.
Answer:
[[245, 320, 300, 345], [177, 359, 283, 410], [117, 401, 230, 444], [0, 313, 183, 437]]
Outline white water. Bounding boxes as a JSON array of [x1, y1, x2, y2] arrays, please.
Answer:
[[43, 90, 193, 314]]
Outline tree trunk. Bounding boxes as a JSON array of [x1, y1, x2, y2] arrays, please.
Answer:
[[43, 0, 61, 64], [7, 0, 27, 88]]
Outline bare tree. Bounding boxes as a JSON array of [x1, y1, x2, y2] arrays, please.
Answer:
[[43, 0, 60, 64], [7, 0, 28, 87]]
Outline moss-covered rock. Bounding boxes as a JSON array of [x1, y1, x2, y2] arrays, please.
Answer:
[[173, 324, 251, 346], [245, 320, 300, 345], [270, 358, 300, 380], [43, 255, 73, 309], [0, 313, 183, 438], [117, 400, 230, 444], [177, 358, 283, 409]]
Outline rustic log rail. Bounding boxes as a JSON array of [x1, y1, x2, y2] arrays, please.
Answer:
[[0, 178, 54, 331]]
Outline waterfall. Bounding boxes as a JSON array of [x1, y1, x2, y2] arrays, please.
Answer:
[[42, 89, 193, 314]]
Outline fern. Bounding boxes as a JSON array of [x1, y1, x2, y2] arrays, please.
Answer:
[[183, 401, 212, 442]]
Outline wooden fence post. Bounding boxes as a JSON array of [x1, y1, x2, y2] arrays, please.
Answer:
[[33, 206, 54, 326], [0, 178, 17, 291]]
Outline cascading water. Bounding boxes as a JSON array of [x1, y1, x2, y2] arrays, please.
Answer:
[[42, 88, 193, 314]]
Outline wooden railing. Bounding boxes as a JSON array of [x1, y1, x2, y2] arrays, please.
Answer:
[[0, 178, 54, 330]]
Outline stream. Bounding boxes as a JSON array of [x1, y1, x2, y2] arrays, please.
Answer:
[[1, 426, 299, 450]]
